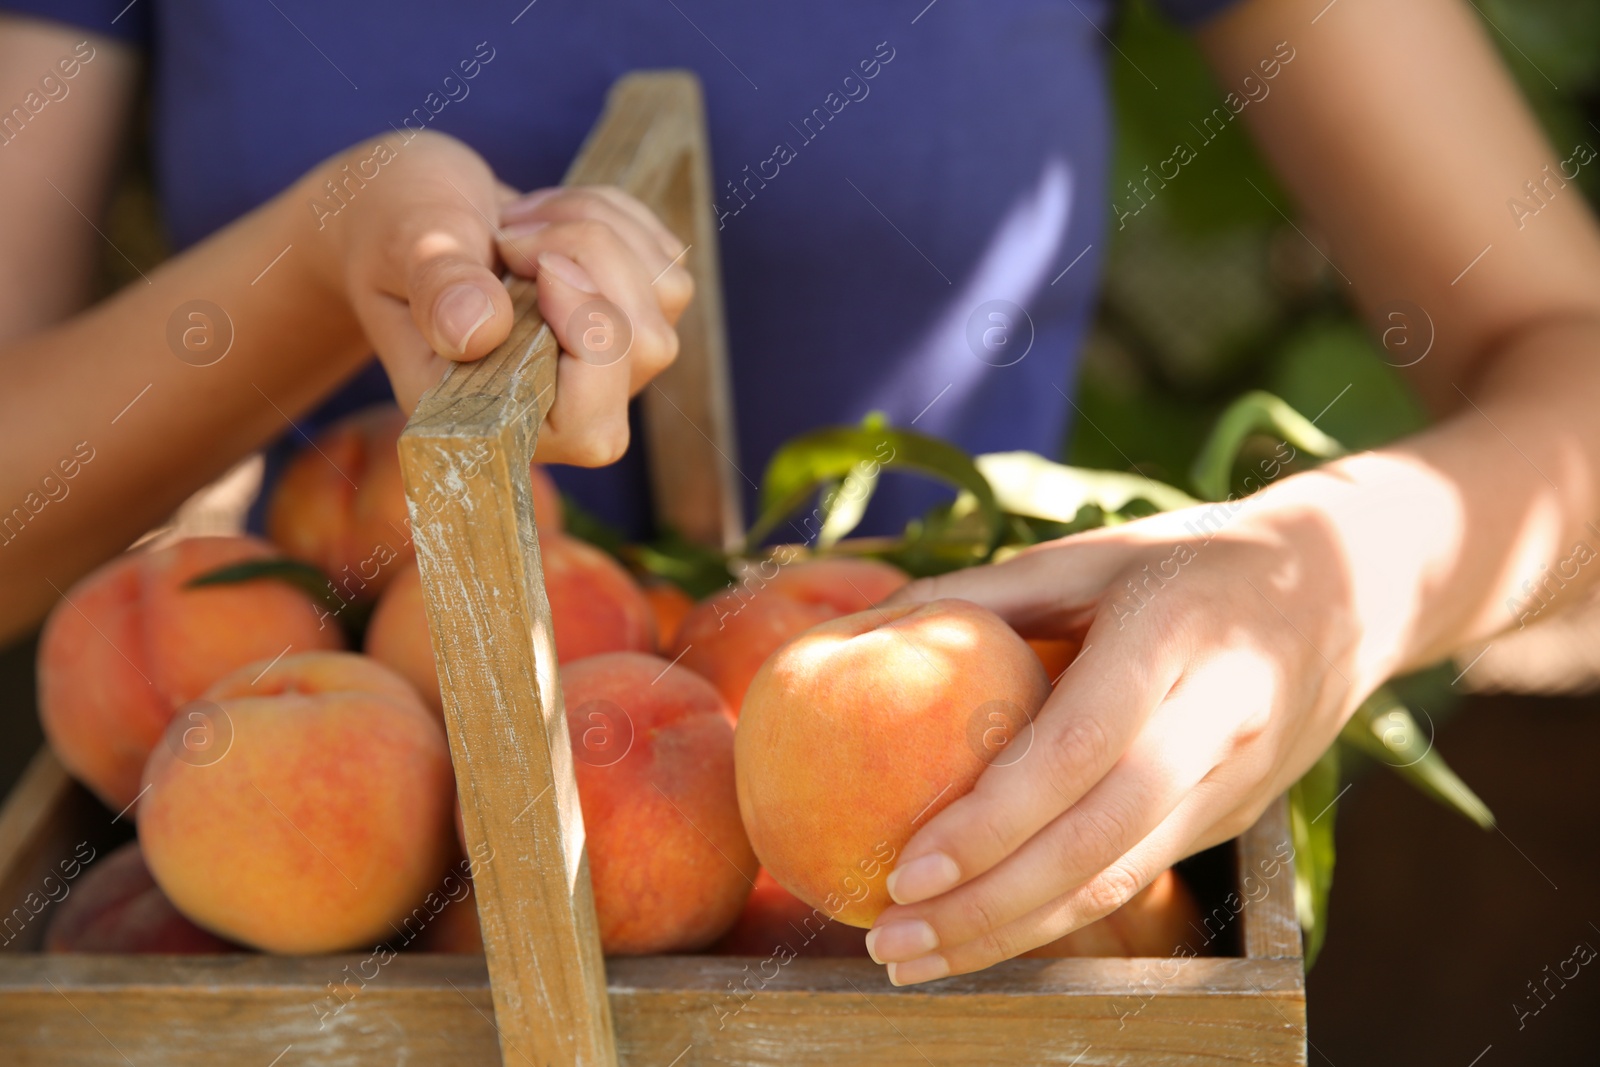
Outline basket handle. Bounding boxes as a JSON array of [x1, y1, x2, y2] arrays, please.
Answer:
[[398, 71, 733, 1067]]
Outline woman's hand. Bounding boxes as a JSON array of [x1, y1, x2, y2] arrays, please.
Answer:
[[306, 130, 693, 465], [865, 494, 1369, 984]]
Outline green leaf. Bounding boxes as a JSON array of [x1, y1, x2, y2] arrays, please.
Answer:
[[185, 557, 372, 643], [748, 422, 1003, 553], [623, 530, 735, 601], [817, 461, 881, 549], [557, 492, 630, 557], [186, 558, 341, 609], [1340, 687, 1495, 831], [1288, 743, 1340, 968], [975, 451, 1198, 519], [1190, 390, 1347, 502]]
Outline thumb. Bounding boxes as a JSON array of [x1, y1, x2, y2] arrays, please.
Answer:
[[407, 238, 515, 362]]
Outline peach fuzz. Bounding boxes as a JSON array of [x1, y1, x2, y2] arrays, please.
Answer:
[[265, 404, 564, 600], [138, 652, 456, 954], [562, 652, 756, 954], [736, 598, 1050, 928], [37, 534, 342, 810], [543, 536, 654, 663], [670, 557, 908, 715], [44, 840, 239, 954]]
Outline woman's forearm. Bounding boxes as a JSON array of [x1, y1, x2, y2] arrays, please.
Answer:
[[1267, 315, 1600, 694], [0, 165, 369, 640]]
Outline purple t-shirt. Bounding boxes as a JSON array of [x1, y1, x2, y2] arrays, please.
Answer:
[[5, 0, 1233, 536]]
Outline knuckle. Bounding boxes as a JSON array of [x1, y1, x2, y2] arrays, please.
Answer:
[[962, 803, 1018, 860], [972, 922, 1029, 966], [956, 885, 1011, 941], [1056, 797, 1134, 864], [577, 422, 630, 467], [1082, 863, 1143, 920], [645, 324, 680, 368], [568, 217, 615, 248], [1042, 714, 1110, 789]]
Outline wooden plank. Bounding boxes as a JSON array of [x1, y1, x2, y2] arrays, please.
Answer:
[[609, 74, 745, 549], [1234, 797, 1304, 961], [0, 765, 1306, 1065], [0, 955, 502, 1067], [398, 71, 729, 1067], [0, 955, 1305, 1067]]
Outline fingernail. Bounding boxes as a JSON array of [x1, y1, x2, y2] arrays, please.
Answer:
[[501, 220, 549, 241], [434, 284, 495, 357], [886, 852, 960, 905], [887, 954, 950, 987], [537, 251, 599, 294], [501, 188, 559, 223], [866, 919, 939, 964]]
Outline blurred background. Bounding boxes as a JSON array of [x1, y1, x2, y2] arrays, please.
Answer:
[[1082, 3, 1600, 1063], [3, 1, 1600, 1061]]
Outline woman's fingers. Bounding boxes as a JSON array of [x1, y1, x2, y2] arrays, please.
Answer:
[[499, 215, 681, 394], [335, 136, 690, 468], [878, 607, 1184, 916], [869, 647, 1272, 967], [886, 535, 1130, 636], [334, 133, 516, 404], [505, 184, 686, 265], [886, 760, 1255, 984], [500, 187, 694, 331]]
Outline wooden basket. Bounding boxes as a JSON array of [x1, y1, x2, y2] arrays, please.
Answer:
[[0, 72, 1307, 1066]]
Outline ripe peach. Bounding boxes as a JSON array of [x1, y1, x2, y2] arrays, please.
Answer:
[[37, 535, 342, 810], [544, 536, 655, 663], [671, 557, 909, 715], [44, 841, 239, 954], [266, 405, 413, 600], [266, 405, 565, 602], [563, 652, 756, 954], [1028, 637, 1082, 683], [736, 598, 1051, 928], [709, 869, 868, 958], [367, 538, 653, 711], [643, 581, 694, 650], [364, 560, 440, 711], [138, 652, 456, 954], [1025, 869, 1205, 958]]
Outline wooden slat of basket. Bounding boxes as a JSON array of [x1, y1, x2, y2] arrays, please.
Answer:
[[398, 70, 731, 1067], [0, 952, 1303, 1067]]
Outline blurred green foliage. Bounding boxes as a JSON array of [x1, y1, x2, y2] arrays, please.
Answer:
[[1071, 0, 1600, 474]]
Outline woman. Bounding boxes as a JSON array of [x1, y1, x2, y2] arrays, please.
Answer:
[[2, 0, 1598, 984]]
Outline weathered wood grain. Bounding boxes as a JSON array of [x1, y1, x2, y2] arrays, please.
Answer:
[[0, 954, 1304, 1067], [1236, 799, 1304, 961], [397, 69, 740, 1067]]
